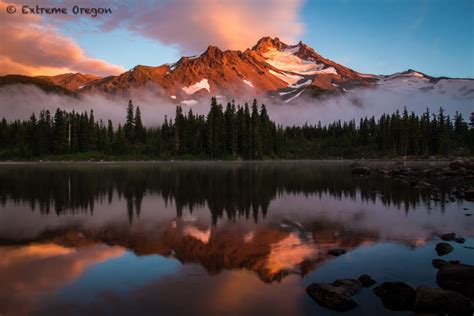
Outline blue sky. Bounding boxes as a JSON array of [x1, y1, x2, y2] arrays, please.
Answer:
[[300, 0, 474, 77], [70, 0, 472, 77]]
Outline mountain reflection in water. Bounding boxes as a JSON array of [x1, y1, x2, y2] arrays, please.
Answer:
[[0, 162, 472, 316]]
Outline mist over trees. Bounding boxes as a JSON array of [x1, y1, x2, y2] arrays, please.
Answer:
[[0, 97, 473, 159]]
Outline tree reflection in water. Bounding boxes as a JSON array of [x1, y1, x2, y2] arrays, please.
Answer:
[[0, 162, 458, 223]]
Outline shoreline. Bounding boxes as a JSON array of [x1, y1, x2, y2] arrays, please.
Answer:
[[0, 158, 471, 165]]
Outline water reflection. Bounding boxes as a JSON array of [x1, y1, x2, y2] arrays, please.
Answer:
[[0, 162, 472, 316], [0, 162, 462, 222], [0, 243, 124, 316]]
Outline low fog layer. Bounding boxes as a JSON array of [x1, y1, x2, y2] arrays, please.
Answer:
[[0, 83, 472, 127]]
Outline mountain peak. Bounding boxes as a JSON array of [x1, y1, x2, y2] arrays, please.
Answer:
[[252, 36, 287, 52], [401, 69, 428, 78], [203, 45, 223, 58]]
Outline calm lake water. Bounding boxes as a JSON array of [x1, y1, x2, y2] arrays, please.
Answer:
[[0, 161, 472, 316]]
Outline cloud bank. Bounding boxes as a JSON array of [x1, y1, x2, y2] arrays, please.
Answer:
[[100, 0, 305, 54], [0, 2, 124, 76], [0, 82, 472, 130]]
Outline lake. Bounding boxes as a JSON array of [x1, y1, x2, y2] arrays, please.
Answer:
[[0, 161, 472, 316]]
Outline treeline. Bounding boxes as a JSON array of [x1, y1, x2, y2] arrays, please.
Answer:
[[0, 97, 473, 159]]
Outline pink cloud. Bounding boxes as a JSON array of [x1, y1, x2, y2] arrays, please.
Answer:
[[0, 2, 124, 76], [0, 243, 124, 316], [101, 0, 305, 54], [0, 0, 305, 76]]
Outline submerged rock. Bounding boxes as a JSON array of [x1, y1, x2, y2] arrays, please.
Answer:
[[306, 279, 360, 311], [414, 180, 433, 189], [350, 162, 361, 168], [332, 279, 361, 295], [432, 259, 448, 269], [414, 285, 473, 315], [436, 263, 474, 299], [351, 166, 371, 175], [358, 274, 376, 287], [327, 248, 347, 256], [440, 233, 456, 241], [452, 189, 463, 197], [464, 189, 474, 201], [373, 282, 415, 311], [435, 242, 454, 256]]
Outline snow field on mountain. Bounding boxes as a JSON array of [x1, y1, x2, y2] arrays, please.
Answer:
[[182, 79, 210, 94], [243, 79, 254, 88], [269, 69, 304, 86], [375, 72, 474, 100], [263, 47, 338, 76], [181, 100, 198, 106], [284, 89, 305, 103], [289, 79, 312, 89]]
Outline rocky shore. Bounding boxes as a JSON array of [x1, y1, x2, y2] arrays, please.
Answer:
[[351, 159, 474, 204], [310, 160, 474, 313], [306, 242, 474, 314]]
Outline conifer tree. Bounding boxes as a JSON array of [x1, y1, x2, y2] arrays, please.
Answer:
[[260, 104, 272, 156], [52, 108, 69, 154], [174, 106, 185, 154], [27, 113, 38, 156], [0, 118, 7, 150], [134, 106, 144, 144], [124, 100, 135, 143], [106, 120, 114, 153], [243, 104, 251, 158], [224, 102, 236, 156], [469, 112, 474, 151], [88, 110, 98, 150], [250, 99, 262, 158], [113, 124, 126, 154]]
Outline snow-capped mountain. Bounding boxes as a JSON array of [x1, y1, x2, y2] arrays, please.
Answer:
[[59, 37, 374, 103], [375, 69, 474, 100], [1, 37, 472, 104]]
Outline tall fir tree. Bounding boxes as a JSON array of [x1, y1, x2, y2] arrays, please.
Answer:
[[124, 100, 135, 143], [134, 106, 145, 144], [52, 108, 69, 154]]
